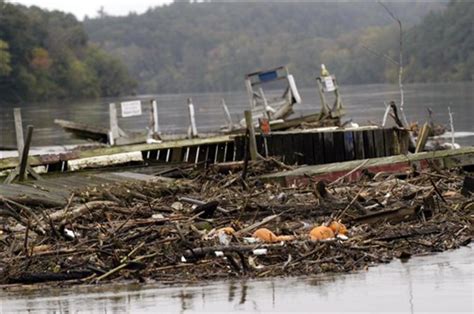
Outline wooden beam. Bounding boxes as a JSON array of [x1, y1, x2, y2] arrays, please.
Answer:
[[18, 125, 34, 181], [109, 103, 119, 144], [244, 110, 258, 161], [14, 108, 24, 157], [187, 98, 198, 138], [415, 122, 431, 153]]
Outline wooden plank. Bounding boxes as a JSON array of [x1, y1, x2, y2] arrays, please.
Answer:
[[383, 129, 395, 156], [282, 133, 295, 164], [256, 135, 265, 156], [216, 143, 226, 163], [244, 110, 258, 160], [363, 130, 376, 158], [14, 108, 24, 156], [170, 147, 184, 163], [261, 148, 474, 186], [373, 128, 386, 158], [302, 133, 315, 165], [344, 131, 355, 161], [323, 132, 335, 163], [271, 134, 284, 161], [18, 126, 34, 181], [225, 141, 235, 162], [197, 145, 208, 163], [313, 133, 325, 164], [293, 133, 305, 165], [234, 136, 245, 161], [333, 131, 345, 162], [415, 123, 431, 153], [206, 144, 217, 164], [398, 129, 410, 154], [353, 130, 365, 160], [0, 135, 234, 171], [187, 146, 198, 164]]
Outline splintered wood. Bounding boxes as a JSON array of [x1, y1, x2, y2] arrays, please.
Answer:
[[0, 159, 471, 287]]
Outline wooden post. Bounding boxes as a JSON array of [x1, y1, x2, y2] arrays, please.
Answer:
[[316, 78, 329, 116], [415, 123, 431, 153], [245, 78, 255, 109], [187, 98, 198, 138], [18, 125, 33, 181], [4, 123, 40, 184], [152, 99, 160, 135], [14, 108, 24, 156], [109, 103, 120, 144], [244, 110, 258, 161], [221, 99, 233, 131], [259, 87, 271, 119]]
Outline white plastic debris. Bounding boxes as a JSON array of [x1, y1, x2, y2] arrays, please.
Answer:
[[146, 138, 162, 144], [63, 228, 76, 240], [243, 237, 258, 244], [171, 202, 183, 211], [277, 192, 287, 203], [337, 234, 349, 241], [248, 256, 264, 270], [214, 251, 224, 257], [151, 213, 165, 219], [181, 256, 187, 263], [218, 232, 232, 246], [252, 248, 268, 256]]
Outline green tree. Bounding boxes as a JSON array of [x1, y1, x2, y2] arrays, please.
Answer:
[[0, 39, 11, 76]]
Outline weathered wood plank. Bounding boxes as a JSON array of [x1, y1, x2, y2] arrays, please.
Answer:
[[373, 128, 386, 158], [323, 132, 335, 163], [363, 130, 376, 158], [333, 131, 345, 162], [344, 131, 355, 161], [353, 130, 365, 160], [302, 133, 315, 165]]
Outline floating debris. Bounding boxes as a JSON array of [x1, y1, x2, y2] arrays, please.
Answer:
[[0, 158, 472, 287]]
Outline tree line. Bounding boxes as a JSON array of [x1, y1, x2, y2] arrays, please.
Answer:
[[2, 1, 471, 102], [84, 0, 470, 95], [0, 1, 136, 103]]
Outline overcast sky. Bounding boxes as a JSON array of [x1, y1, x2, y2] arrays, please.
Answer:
[[8, 0, 174, 19]]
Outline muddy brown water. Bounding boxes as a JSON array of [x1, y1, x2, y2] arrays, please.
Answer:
[[1, 82, 473, 149], [0, 246, 472, 313]]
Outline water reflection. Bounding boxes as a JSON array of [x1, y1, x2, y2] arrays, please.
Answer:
[[1, 247, 472, 313], [1, 82, 473, 147]]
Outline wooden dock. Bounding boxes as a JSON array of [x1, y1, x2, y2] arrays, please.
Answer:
[[0, 127, 410, 176], [261, 147, 474, 186], [0, 167, 175, 207]]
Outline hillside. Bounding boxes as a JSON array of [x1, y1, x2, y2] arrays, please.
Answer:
[[84, 1, 447, 94], [404, 0, 474, 82], [0, 1, 136, 103]]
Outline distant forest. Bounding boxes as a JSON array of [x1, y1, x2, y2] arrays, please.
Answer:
[[83, 0, 472, 94], [1, 0, 472, 101], [0, 1, 136, 103]]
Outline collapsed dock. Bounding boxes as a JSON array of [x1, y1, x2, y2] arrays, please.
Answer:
[[0, 150, 472, 286]]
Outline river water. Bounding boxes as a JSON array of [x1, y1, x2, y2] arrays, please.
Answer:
[[1, 247, 472, 313], [1, 82, 473, 149]]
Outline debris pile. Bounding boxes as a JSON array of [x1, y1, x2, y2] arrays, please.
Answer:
[[0, 159, 472, 286]]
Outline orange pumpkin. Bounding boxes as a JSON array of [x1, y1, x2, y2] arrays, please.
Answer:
[[253, 228, 279, 243], [309, 226, 335, 240], [329, 221, 348, 235], [252, 228, 295, 243]]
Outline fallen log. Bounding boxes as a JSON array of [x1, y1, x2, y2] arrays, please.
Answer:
[[8, 270, 94, 284]]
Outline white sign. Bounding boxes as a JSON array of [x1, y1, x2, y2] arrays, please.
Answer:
[[121, 100, 142, 117], [324, 76, 336, 92]]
